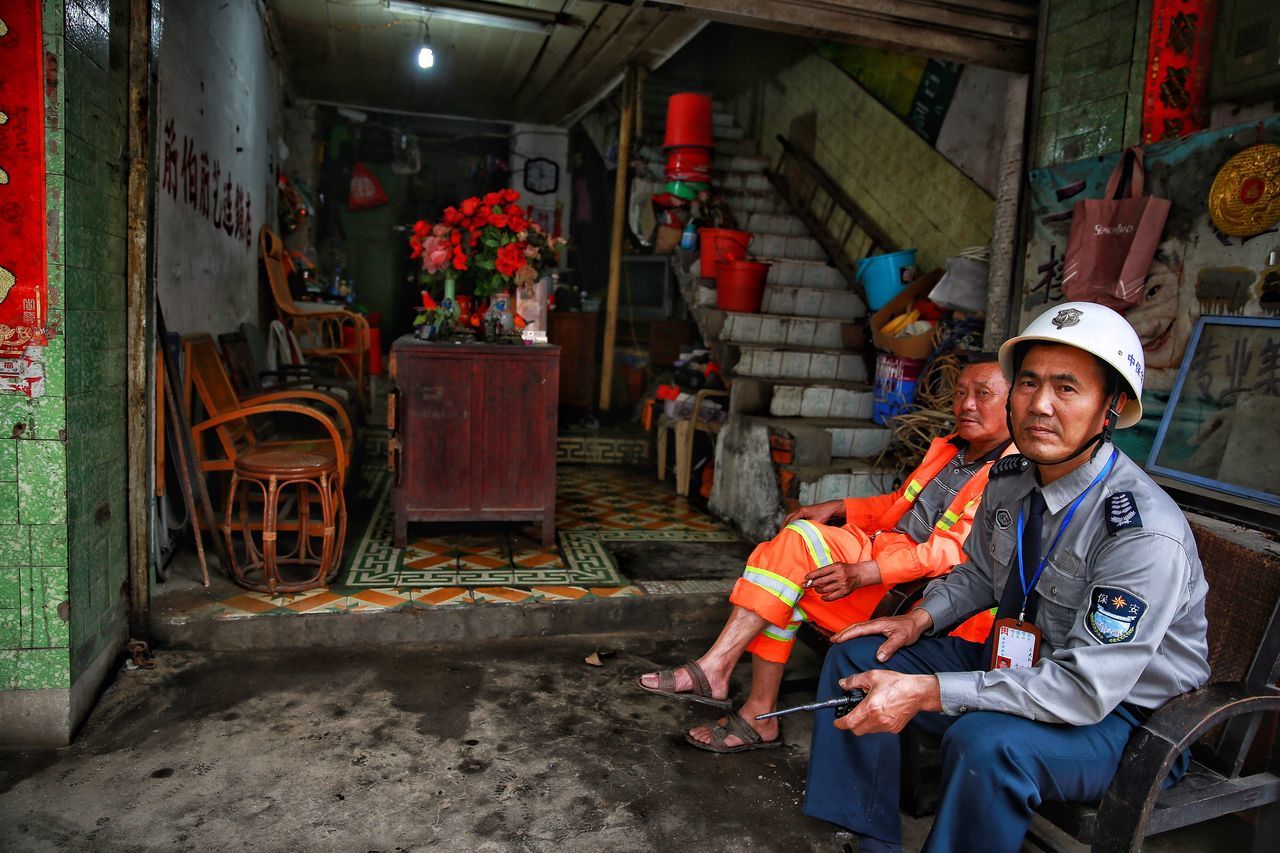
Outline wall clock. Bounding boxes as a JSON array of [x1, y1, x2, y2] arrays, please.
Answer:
[[523, 157, 560, 195]]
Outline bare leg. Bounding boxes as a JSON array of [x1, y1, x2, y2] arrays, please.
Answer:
[[688, 656, 785, 746], [638, 605, 767, 700]]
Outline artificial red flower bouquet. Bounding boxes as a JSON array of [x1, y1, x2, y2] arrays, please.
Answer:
[[409, 189, 565, 298]]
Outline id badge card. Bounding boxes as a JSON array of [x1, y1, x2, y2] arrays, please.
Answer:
[[989, 618, 1042, 670]]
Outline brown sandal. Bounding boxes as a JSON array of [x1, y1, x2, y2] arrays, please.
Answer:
[[634, 660, 732, 709], [685, 710, 784, 754]]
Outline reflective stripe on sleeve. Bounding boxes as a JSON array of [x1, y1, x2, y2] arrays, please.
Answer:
[[785, 520, 834, 568], [761, 606, 807, 643], [741, 566, 804, 609], [903, 479, 924, 501], [935, 509, 961, 531]]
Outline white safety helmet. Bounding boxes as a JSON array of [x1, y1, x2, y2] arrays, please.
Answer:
[[998, 302, 1144, 429]]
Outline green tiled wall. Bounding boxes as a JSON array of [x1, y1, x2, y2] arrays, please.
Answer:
[[1034, 0, 1150, 167], [2, 0, 129, 696], [745, 55, 996, 274], [1, 0, 72, 693], [62, 0, 130, 683]]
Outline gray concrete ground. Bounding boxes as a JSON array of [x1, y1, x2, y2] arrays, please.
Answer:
[[0, 636, 887, 853], [0, 633, 1252, 852]]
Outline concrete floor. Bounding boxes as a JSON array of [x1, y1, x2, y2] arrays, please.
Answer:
[[0, 636, 887, 852]]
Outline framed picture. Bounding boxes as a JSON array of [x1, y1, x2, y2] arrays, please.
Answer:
[[1147, 315, 1280, 506]]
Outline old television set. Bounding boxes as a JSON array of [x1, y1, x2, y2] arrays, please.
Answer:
[[620, 254, 677, 320]]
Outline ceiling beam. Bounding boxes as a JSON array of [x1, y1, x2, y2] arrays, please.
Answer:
[[649, 0, 1036, 72]]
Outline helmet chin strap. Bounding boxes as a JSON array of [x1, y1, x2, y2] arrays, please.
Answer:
[[1013, 392, 1124, 468]]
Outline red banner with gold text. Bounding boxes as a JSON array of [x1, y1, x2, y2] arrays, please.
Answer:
[[0, 2, 49, 382]]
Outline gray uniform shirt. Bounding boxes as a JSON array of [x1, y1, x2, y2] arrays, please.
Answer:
[[918, 443, 1211, 725], [894, 440, 1006, 544]]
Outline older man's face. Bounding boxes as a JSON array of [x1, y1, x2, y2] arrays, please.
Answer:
[[952, 362, 1011, 447]]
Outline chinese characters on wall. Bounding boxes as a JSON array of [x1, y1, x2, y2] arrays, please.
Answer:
[[159, 116, 254, 248]]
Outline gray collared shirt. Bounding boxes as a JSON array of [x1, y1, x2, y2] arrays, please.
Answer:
[[917, 443, 1211, 725], [894, 440, 1005, 544]]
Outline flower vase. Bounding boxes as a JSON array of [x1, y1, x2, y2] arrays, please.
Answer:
[[441, 274, 458, 335]]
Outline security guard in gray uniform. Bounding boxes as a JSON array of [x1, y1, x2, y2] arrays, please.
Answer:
[[803, 302, 1211, 853]]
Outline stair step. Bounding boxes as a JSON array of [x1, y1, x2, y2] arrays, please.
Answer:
[[748, 414, 893, 460], [795, 461, 894, 503], [721, 155, 771, 173], [761, 285, 865, 320], [769, 384, 873, 419], [721, 312, 856, 349], [718, 172, 773, 193], [765, 260, 847, 289], [746, 211, 808, 236], [750, 233, 827, 262], [734, 346, 869, 383]]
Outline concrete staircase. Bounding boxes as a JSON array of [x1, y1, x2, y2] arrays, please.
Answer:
[[640, 80, 894, 541]]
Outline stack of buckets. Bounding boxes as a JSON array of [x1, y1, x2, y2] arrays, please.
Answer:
[[653, 94, 716, 234]]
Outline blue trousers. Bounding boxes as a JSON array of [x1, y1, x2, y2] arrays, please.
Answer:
[[803, 635, 1140, 852]]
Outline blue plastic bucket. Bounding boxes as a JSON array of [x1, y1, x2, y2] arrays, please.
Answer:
[[872, 354, 923, 425], [856, 249, 918, 311]]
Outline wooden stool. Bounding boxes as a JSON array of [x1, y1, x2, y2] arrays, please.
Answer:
[[222, 449, 346, 593]]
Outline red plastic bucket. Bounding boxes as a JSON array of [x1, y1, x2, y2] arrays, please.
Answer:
[[716, 260, 771, 313], [664, 93, 714, 148], [698, 228, 752, 278], [665, 146, 713, 180]]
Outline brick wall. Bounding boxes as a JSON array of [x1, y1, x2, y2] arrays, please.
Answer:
[[1034, 0, 1149, 166], [0, 1, 73, 696], [739, 54, 996, 273], [62, 0, 130, 682]]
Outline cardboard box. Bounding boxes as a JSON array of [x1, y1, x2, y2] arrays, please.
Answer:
[[870, 268, 943, 360]]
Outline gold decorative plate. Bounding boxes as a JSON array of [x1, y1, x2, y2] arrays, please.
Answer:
[[1208, 143, 1280, 237]]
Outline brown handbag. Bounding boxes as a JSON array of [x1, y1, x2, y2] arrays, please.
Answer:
[[1062, 147, 1171, 311]]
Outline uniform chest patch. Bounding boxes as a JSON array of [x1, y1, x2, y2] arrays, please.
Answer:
[[995, 508, 1013, 529], [1105, 491, 1143, 534], [1086, 586, 1148, 644]]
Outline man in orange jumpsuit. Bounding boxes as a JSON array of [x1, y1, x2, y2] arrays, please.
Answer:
[[637, 356, 1013, 752]]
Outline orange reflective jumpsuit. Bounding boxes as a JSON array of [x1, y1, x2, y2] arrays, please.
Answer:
[[730, 435, 1009, 663]]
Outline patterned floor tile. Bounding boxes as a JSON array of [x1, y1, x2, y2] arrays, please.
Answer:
[[412, 587, 473, 607], [342, 458, 739, 589], [590, 585, 647, 597], [472, 587, 540, 604], [529, 586, 591, 600], [346, 588, 417, 612], [282, 590, 347, 613]]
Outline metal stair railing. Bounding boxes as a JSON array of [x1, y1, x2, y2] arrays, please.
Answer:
[[766, 134, 899, 307]]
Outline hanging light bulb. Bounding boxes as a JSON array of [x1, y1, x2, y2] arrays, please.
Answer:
[[417, 21, 434, 69]]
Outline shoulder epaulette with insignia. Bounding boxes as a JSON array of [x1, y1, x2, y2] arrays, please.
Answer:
[[989, 454, 1030, 478], [1105, 491, 1143, 534]]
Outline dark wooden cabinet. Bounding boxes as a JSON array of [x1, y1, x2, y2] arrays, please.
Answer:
[[547, 311, 598, 410], [389, 337, 560, 547]]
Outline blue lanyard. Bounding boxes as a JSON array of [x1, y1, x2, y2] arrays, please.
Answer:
[[1015, 449, 1117, 621]]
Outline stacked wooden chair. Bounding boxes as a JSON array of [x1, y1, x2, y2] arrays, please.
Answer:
[[259, 225, 370, 405], [183, 334, 353, 593]]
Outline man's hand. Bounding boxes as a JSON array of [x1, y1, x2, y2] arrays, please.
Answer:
[[803, 560, 882, 601], [833, 670, 942, 735], [782, 499, 844, 527], [829, 608, 933, 662]]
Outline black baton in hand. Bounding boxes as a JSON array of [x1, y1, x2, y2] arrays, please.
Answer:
[[755, 689, 866, 720]]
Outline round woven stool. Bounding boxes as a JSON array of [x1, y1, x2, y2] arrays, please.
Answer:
[[222, 449, 346, 593]]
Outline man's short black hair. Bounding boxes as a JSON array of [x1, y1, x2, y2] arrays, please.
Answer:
[[961, 350, 1000, 365]]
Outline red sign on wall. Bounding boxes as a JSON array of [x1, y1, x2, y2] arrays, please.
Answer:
[[0, 2, 50, 376], [1142, 0, 1218, 145]]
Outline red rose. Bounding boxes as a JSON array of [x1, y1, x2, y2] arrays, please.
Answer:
[[443, 206, 461, 226], [496, 241, 527, 277], [460, 197, 480, 216], [452, 248, 468, 271], [500, 188, 520, 205]]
